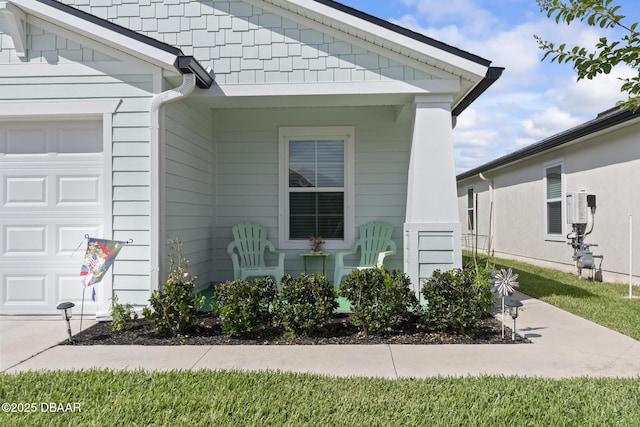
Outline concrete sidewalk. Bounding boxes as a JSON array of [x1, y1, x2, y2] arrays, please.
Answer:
[[3, 292, 640, 378]]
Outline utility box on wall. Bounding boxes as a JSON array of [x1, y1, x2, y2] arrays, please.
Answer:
[[566, 191, 588, 225]]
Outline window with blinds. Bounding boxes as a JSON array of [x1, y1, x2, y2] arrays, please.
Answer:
[[545, 163, 563, 236], [288, 140, 345, 239]]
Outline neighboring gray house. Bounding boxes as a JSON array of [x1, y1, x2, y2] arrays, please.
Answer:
[[0, 0, 502, 316], [457, 107, 640, 285]]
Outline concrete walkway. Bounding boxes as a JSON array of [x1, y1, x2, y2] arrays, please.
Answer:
[[2, 292, 640, 378]]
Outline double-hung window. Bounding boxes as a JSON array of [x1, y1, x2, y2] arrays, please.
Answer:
[[279, 127, 354, 249], [467, 188, 474, 231], [544, 160, 563, 239]]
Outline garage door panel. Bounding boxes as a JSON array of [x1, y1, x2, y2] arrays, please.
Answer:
[[57, 175, 101, 205], [3, 274, 48, 305], [58, 127, 102, 153], [6, 129, 47, 154], [58, 225, 102, 255], [4, 226, 47, 255], [4, 176, 48, 205]]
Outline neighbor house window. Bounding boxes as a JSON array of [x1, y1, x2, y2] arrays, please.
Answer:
[[279, 127, 355, 249], [544, 161, 563, 239], [467, 188, 474, 231]]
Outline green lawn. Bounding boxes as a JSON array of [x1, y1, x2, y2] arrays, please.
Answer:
[[1, 370, 639, 426], [466, 253, 640, 340]]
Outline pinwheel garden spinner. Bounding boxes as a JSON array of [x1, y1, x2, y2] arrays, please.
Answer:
[[490, 268, 520, 338]]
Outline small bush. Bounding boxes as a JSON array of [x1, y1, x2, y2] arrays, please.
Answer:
[[142, 238, 204, 337], [338, 267, 420, 335], [110, 295, 137, 333], [274, 273, 338, 336], [420, 268, 492, 334], [213, 277, 279, 338], [468, 261, 497, 314]]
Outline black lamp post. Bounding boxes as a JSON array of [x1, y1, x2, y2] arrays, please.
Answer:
[[56, 301, 75, 343], [505, 300, 523, 341]]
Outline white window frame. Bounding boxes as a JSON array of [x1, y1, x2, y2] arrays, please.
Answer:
[[278, 126, 355, 250], [543, 159, 564, 241]]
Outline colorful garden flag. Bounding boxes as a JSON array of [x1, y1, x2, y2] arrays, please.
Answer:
[[80, 237, 126, 288]]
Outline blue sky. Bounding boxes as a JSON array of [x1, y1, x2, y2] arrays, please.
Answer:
[[336, 0, 640, 173]]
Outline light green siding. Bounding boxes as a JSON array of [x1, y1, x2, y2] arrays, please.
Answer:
[[0, 20, 117, 64], [164, 100, 215, 288], [59, 0, 435, 84], [212, 105, 410, 282]]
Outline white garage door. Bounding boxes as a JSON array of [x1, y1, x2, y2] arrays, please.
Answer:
[[0, 120, 105, 314]]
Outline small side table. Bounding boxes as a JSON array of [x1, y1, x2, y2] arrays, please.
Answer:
[[299, 252, 330, 275]]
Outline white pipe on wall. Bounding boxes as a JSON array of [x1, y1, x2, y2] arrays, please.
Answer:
[[149, 73, 196, 292], [478, 172, 494, 257], [630, 214, 633, 298]]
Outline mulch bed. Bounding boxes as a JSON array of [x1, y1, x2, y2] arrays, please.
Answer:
[[68, 312, 527, 346]]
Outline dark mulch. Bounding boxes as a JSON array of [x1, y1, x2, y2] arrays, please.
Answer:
[[68, 312, 527, 346]]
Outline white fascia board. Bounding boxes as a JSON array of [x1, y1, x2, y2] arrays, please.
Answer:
[[251, 0, 489, 80], [9, 0, 179, 72], [200, 78, 460, 98]]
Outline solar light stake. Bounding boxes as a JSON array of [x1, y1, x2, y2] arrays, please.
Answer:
[[56, 301, 75, 343], [505, 300, 523, 341]]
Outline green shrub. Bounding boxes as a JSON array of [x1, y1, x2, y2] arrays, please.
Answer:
[[420, 268, 492, 334], [338, 267, 420, 335], [142, 238, 204, 337], [110, 295, 136, 333], [274, 273, 338, 336], [213, 277, 279, 338], [468, 261, 497, 314]]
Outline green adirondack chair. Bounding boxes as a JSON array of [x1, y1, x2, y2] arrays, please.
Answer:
[[333, 221, 397, 287], [227, 222, 285, 286]]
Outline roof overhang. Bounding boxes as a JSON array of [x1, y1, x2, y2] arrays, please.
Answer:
[[5, 0, 213, 88], [452, 66, 504, 117], [457, 108, 639, 181]]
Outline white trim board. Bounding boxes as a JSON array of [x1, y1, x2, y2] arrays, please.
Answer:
[[0, 99, 121, 118]]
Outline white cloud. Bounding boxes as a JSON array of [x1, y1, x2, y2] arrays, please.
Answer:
[[521, 107, 583, 140], [389, 0, 640, 172]]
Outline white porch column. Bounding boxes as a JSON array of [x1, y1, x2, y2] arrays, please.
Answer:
[[404, 96, 462, 299]]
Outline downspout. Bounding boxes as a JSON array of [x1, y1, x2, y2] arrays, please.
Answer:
[[149, 73, 197, 292], [479, 172, 494, 260]]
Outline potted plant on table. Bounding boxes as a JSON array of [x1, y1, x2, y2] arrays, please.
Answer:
[[309, 235, 325, 252]]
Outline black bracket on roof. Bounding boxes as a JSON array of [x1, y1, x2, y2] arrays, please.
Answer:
[[175, 56, 214, 89]]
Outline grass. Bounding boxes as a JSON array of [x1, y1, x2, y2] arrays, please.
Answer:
[[465, 252, 640, 340], [1, 370, 639, 426]]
